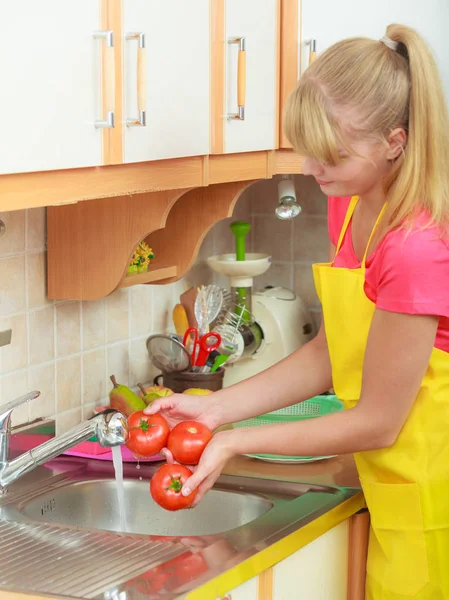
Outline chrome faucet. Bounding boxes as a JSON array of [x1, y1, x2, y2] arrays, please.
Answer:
[[0, 391, 128, 495]]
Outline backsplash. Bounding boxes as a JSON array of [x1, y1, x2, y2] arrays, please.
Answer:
[[0, 176, 327, 431]]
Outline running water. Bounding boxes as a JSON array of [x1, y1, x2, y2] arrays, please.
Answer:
[[111, 446, 127, 532]]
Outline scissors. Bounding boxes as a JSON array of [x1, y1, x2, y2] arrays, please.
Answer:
[[182, 327, 222, 367]]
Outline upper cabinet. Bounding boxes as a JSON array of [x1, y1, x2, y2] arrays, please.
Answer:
[[301, 0, 449, 99], [0, 0, 103, 175], [123, 0, 210, 163], [211, 0, 280, 155]]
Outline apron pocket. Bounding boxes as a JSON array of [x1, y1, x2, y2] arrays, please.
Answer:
[[365, 481, 429, 596]]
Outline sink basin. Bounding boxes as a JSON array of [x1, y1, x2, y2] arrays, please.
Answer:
[[13, 478, 273, 536]]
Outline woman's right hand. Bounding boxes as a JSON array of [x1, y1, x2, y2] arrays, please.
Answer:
[[143, 393, 219, 431]]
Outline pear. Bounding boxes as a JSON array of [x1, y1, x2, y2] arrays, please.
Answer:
[[138, 383, 174, 406], [109, 375, 146, 417]]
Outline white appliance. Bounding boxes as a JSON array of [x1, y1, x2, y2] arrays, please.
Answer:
[[207, 252, 315, 387], [223, 286, 315, 387]]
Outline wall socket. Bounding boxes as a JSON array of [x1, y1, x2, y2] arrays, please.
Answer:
[[0, 329, 12, 347]]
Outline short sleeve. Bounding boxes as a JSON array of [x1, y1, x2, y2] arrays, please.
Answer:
[[365, 227, 449, 318], [328, 196, 352, 247]]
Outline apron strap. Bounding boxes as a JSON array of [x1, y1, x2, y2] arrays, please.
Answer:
[[334, 196, 359, 256], [361, 203, 388, 268]]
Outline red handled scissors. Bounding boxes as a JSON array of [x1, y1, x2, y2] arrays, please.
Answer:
[[182, 328, 222, 367]]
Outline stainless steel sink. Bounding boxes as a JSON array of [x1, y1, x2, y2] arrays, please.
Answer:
[[10, 478, 273, 536], [0, 453, 360, 599]]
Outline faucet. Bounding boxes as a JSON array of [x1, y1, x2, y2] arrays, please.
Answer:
[[0, 391, 128, 495]]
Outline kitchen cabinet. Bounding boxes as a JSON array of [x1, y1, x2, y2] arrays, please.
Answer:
[[211, 0, 280, 155], [123, 0, 210, 163], [301, 0, 449, 101], [0, 0, 104, 175]]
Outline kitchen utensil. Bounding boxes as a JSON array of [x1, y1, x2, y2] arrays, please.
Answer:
[[146, 334, 191, 373], [233, 395, 343, 461], [153, 368, 225, 393], [229, 221, 251, 312], [210, 353, 229, 373], [194, 284, 223, 334], [182, 328, 222, 367], [180, 287, 198, 329], [172, 303, 189, 337]]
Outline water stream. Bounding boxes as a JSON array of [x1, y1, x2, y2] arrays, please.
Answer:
[[111, 446, 127, 532]]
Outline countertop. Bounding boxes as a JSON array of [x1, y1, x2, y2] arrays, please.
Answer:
[[0, 452, 363, 600]]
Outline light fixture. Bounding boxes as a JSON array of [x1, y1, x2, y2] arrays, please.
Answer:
[[275, 176, 302, 220]]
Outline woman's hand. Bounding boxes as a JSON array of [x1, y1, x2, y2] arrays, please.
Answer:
[[143, 392, 219, 430], [163, 429, 236, 507]]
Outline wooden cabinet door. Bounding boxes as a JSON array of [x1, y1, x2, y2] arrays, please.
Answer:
[[220, 0, 279, 154], [301, 0, 449, 101], [123, 0, 210, 163], [0, 0, 103, 175]]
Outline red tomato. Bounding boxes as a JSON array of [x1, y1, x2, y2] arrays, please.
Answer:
[[167, 421, 213, 465], [150, 464, 197, 511], [126, 411, 169, 457]]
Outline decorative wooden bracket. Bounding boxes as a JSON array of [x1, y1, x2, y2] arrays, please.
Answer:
[[47, 180, 255, 300]]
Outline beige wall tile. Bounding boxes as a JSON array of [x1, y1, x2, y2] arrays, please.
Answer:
[[28, 363, 55, 420], [309, 308, 322, 333], [254, 262, 293, 291], [0, 313, 27, 373], [29, 306, 55, 365], [294, 264, 321, 309], [83, 348, 107, 405], [232, 186, 253, 220], [0, 256, 26, 316], [27, 208, 46, 252], [56, 408, 82, 435], [129, 286, 153, 338], [56, 355, 81, 412], [129, 338, 155, 387], [82, 299, 105, 350], [106, 290, 129, 343], [151, 284, 175, 333], [107, 343, 129, 387], [253, 215, 293, 262], [56, 302, 81, 357], [27, 252, 51, 308], [293, 216, 329, 263], [198, 228, 215, 261], [0, 370, 29, 426], [251, 178, 279, 214], [294, 175, 328, 215], [0, 211, 26, 256]]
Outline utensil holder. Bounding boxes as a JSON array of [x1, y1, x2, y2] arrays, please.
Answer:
[[154, 368, 225, 393]]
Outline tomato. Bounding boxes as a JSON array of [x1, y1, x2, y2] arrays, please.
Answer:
[[167, 421, 213, 465], [150, 464, 197, 511], [126, 411, 169, 457]]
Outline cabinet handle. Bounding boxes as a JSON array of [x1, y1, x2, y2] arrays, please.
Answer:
[[308, 39, 317, 66], [126, 32, 146, 127], [227, 36, 246, 121], [93, 30, 115, 128]]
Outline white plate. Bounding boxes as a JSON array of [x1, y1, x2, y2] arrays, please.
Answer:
[[243, 454, 336, 464]]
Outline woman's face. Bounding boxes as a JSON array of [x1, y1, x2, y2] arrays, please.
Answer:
[[301, 139, 391, 198]]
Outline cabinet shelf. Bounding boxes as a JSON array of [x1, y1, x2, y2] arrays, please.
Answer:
[[119, 265, 178, 288]]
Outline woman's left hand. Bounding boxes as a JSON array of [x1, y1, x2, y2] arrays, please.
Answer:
[[162, 430, 236, 507]]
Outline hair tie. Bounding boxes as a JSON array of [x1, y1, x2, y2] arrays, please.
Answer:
[[380, 36, 399, 51]]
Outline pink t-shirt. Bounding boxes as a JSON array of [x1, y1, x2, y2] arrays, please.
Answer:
[[328, 196, 449, 353]]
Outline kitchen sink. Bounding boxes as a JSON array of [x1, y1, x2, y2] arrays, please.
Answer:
[[8, 478, 273, 536]]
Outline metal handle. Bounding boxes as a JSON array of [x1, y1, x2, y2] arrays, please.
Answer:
[[227, 37, 246, 121], [308, 38, 317, 66], [94, 30, 115, 129], [0, 391, 40, 432], [126, 32, 147, 127]]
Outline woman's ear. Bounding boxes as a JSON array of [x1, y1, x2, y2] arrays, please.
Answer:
[[386, 128, 407, 160]]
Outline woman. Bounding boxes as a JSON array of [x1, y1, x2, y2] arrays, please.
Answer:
[[146, 24, 449, 599]]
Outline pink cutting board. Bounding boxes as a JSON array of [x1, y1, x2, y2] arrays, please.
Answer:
[[63, 443, 162, 463]]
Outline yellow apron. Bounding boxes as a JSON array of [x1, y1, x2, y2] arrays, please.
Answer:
[[313, 196, 449, 599]]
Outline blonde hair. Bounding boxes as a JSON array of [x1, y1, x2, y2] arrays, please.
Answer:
[[284, 24, 449, 235]]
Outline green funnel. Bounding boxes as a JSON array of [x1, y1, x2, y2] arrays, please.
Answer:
[[230, 221, 251, 321]]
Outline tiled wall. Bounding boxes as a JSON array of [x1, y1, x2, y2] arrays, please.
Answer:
[[0, 176, 327, 431]]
